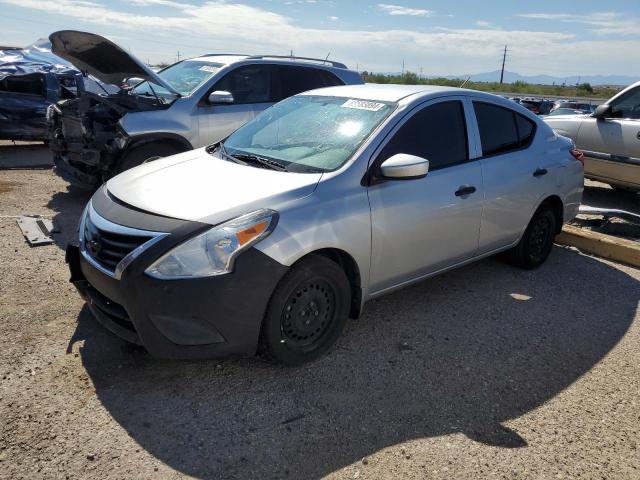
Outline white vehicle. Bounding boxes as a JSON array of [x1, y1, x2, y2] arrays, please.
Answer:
[[67, 84, 584, 365]]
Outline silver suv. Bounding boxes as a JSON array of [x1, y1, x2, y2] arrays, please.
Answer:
[[66, 84, 583, 365], [47, 30, 362, 188]]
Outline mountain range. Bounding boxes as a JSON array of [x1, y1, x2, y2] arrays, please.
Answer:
[[441, 70, 638, 87]]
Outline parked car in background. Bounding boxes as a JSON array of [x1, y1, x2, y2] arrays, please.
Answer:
[[519, 98, 553, 115], [66, 84, 583, 365], [551, 101, 594, 113], [47, 30, 363, 189], [544, 107, 591, 117], [545, 81, 640, 192], [0, 39, 111, 142]]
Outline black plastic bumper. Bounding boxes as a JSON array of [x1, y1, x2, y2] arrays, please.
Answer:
[[66, 242, 288, 360]]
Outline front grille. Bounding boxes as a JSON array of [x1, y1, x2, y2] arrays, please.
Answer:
[[83, 214, 152, 273]]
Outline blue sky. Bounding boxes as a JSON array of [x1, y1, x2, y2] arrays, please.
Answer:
[[1, 0, 639, 77]]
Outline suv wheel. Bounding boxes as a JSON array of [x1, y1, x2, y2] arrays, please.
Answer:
[[260, 255, 351, 366], [116, 143, 181, 174], [506, 205, 558, 270]]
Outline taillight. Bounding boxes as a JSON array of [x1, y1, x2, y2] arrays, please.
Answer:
[[570, 149, 584, 164]]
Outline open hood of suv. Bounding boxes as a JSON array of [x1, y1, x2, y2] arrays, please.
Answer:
[[49, 30, 179, 94], [105, 148, 323, 225]]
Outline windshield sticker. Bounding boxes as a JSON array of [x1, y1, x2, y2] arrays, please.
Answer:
[[341, 99, 385, 111], [199, 65, 219, 73]]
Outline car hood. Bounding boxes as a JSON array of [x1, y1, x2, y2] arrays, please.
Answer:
[[49, 30, 179, 94], [106, 148, 323, 225]]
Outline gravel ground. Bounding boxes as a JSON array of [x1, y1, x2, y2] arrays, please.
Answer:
[[1, 150, 639, 479]]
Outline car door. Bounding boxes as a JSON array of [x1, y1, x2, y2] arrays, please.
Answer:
[[471, 101, 549, 253], [194, 64, 277, 147], [368, 98, 484, 294], [576, 86, 640, 189]]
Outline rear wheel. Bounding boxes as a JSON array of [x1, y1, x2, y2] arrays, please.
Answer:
[[116, 143, 181, 174], [260, 255, 350, 366], [506, 205, 558, 269]]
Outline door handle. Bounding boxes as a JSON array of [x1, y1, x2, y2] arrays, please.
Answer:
[[533, 168, 548, 177], [455, 185, 476, 197]]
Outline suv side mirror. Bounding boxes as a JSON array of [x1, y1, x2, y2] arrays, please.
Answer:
[[208, 90, 234, 104], [592, 104, 612, 120], [380, 154, 429, 180]]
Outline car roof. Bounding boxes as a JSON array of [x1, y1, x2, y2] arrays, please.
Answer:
[[186, 54, 348, 70], [301, 83, 504, 104]]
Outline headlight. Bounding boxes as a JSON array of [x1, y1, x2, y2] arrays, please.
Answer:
[[145, 209, 278, 279]]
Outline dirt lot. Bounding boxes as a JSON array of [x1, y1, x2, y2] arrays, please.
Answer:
[[1, 146, 639, 479]]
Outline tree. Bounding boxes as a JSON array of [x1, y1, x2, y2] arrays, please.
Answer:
[[577, 82, 594, 93]]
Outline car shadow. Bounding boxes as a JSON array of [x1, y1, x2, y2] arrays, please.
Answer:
[[68, 246, 639, 478], [46, 186, 92, 252], [0, 142, 52, 169], [583, 181, 639, 215]]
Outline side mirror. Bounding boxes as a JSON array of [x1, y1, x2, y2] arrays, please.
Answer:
[[379, 153, 429, 180], [208, 90, 234, 104], [592, 104, 611, 119]]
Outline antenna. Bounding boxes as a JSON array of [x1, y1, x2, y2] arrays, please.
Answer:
[[325, 51, 331, 61], [459, 76, 470, 88]]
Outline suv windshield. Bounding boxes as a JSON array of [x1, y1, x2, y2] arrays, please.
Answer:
[[223, 95, 395, 173], [133, 60, 223, 99]]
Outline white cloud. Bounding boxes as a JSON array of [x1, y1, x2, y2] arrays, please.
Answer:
[[519, 12, 638, 36], [327, 15, 338, 21], [475, 20, 490, 27], [377, 4, 433, 17], [2, 0, 640, 76], [125, 0, 194, 8]]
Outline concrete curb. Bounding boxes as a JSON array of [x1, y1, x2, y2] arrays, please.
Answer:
[[557, 225, 640, 268]]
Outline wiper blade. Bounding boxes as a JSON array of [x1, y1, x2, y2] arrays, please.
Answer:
[[232, 153, 288, 171]]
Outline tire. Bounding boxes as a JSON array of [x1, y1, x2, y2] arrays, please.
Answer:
[[506, 205, 558, 270], [116, 143, 181, 174], [260, 255, 351, 366]]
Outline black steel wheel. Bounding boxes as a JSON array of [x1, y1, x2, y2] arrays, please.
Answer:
[[506, 205, 558, 270], [260, 255, 350, 366]]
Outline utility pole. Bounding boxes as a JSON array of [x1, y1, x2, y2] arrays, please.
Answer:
[[176, 51, 181, 62], [402, 59, 405, 75], [500, 45, 507, 84]]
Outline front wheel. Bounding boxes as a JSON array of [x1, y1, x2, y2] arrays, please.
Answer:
[[506, 206, 558, 269], [260, 255, 351, 366]]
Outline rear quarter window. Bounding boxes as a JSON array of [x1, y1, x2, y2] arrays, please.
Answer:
[[473, 102, 536, 156]]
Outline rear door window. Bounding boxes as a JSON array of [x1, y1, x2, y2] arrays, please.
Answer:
[[379, 100, 468, 170], [473, 102, 535, 156], [274, 66, 343, 101]]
